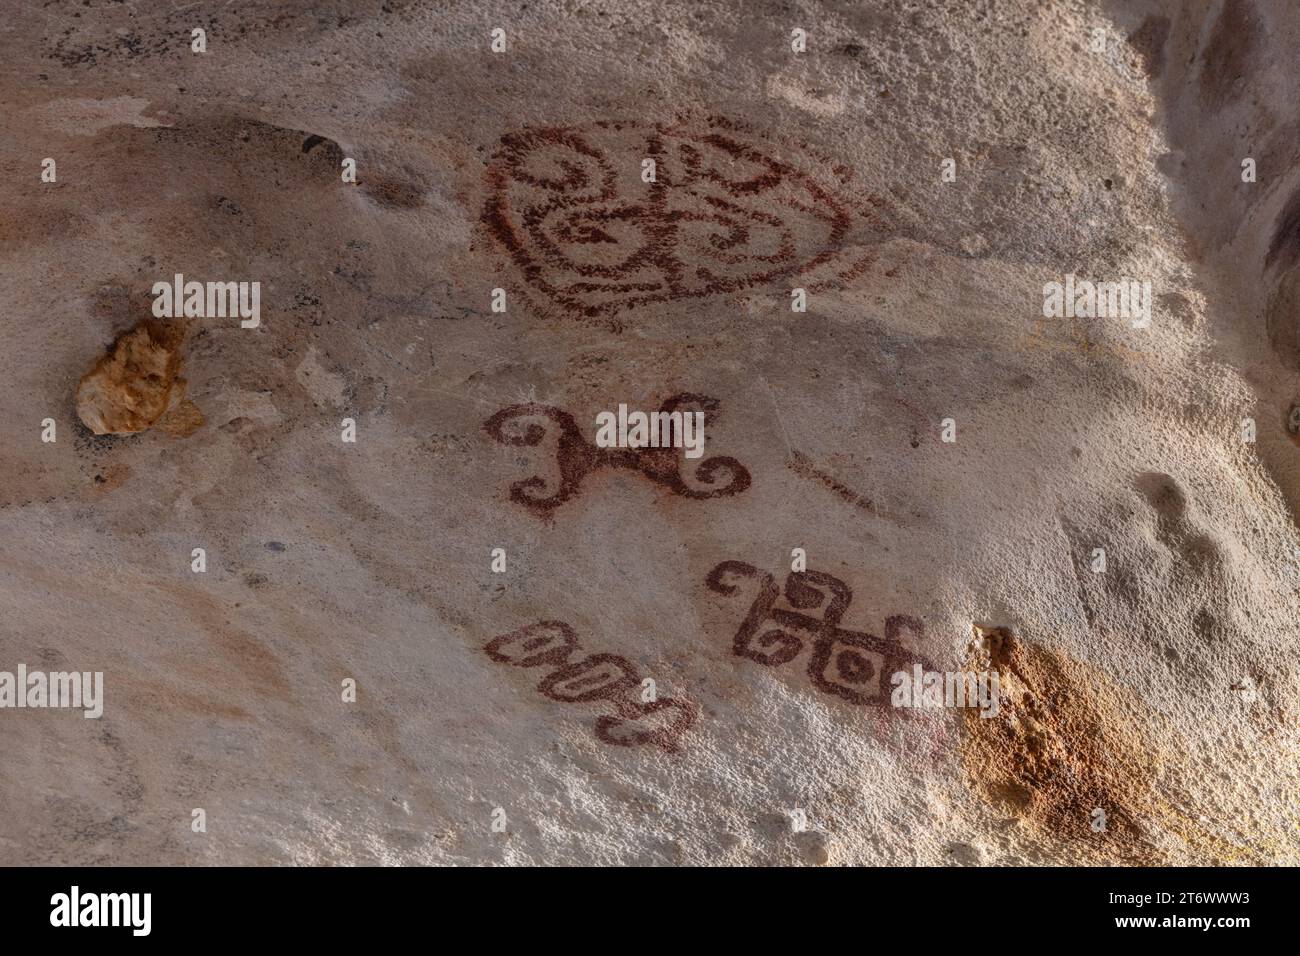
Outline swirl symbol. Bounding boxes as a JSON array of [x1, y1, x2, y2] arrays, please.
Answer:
[[484, 392, 751, 515], [482, 118, 885, 320]]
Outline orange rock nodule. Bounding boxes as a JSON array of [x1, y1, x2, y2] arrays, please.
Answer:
[[76, 320, 186, 435]]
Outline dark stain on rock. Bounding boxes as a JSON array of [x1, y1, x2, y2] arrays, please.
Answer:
[[1264, 264, 1300, 368], [1265, 189, 1300, 274], [150, 116, 344, 179], [1128, 15, 1170, 79], [213, 195, 243, 217], [1198, 0, 1261, 109], [361, 173, 426, 209]]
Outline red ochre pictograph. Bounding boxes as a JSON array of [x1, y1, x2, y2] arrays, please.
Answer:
[[485, 621, 698, 753], [483, 392, 751, 515], [706, 560, 936, 708], [481, 116, 887, 320]]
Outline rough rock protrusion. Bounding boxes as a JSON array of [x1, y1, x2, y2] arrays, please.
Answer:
[[76, 320, 186, 435]]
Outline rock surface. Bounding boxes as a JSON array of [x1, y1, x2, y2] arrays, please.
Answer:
[[0, 0, 1295, 865]]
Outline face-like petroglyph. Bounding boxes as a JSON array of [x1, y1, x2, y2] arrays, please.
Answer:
[[706, 560, 934, 708], [483, 392, 751, 515], [485, 621, 697, 753], [481, 117, 887, 319]]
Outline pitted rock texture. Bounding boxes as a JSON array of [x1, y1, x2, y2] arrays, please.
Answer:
[[0, 0, 1296, 867]]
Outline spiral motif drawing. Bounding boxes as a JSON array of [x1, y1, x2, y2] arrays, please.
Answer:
[[482, 117, 886, 320], [483, 392, 752, 515]]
